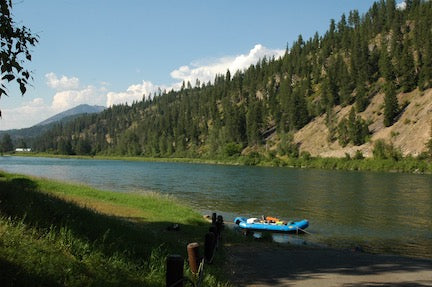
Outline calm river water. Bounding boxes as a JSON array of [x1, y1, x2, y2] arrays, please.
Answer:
[[1, 156, 432, 258]]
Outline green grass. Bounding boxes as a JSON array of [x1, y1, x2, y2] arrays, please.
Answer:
[[0, 171, 231, 286]]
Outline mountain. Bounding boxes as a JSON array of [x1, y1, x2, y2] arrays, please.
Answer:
[[35, 104, 106, 127], [0, 104, 106, 144], [30, 0, 432, 159]]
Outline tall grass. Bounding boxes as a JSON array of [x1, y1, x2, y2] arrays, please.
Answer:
[[0, 171, 229, 286]]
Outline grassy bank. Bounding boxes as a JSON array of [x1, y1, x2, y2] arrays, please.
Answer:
[[0, 171, 229, 286]]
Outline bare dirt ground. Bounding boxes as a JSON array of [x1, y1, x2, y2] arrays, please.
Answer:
[[294, 88, 432, 158], [226, 245, 432, 287]]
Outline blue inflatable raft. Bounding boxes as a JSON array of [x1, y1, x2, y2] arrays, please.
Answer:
[[234, 217, 309, 233]]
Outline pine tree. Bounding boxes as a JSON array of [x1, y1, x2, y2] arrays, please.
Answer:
[[418, 37, 432, 90], [246, 99, 261, 146], [355, 80, 368, 112], [337, 107, 370, 146], [337, 118, 350, 147], [426, 121, 432, 159], [379, 42, 394, 82], [399, 39, 417, 92], [383, 81, 399, 127], [0, 133, 14, 153]]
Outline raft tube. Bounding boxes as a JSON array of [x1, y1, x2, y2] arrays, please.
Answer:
[[234, 217, 309, 233]]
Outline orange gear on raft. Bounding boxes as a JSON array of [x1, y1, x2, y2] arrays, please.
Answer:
[[265, 216, 280, 223]]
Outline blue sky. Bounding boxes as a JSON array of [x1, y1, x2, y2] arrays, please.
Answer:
[[1, 0, 394, 130]]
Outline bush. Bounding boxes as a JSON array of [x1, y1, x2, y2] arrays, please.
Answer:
[[277, 133, 299, 158], [353, 150, 364, 160], [243, 152, 261, 166], [223, 142, 242, 157], [300, 151, 312, 161], [372, 139, 402, 160]]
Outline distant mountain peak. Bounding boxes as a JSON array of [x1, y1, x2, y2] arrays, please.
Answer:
[[36, 104, 106, 127]]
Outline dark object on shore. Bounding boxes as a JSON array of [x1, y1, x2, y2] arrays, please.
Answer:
[[205, 232, 217, 263], [353, 245, 364, 252], [167, 223, 180, 231], [166, 255, 184, 287], [212, 212, 217, 224]]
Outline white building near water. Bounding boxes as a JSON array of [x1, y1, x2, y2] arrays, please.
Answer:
[[15, 148, 32, 152]]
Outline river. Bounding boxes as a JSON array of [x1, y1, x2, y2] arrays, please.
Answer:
[[1, 156, 431, 259]]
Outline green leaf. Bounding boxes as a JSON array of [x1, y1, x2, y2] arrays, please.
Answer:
[[22, 71, 30, 79], [2, 74, 15, 82], [19, 83, 26, 95]]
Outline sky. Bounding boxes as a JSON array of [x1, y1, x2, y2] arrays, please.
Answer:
[[1, 0, 404, 131]]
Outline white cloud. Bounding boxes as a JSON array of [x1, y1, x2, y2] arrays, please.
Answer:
[[170, 44, 285, 85], [106, 81, 163, 107], [104, 44, 285, 107], [1, 98, 48, 130], [51, 85, 105, 112], [44, 72, 106, 112], [45, 72, 80, 90], [396, 1, 406, 10]]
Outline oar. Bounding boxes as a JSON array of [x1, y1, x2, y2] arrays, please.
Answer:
[[297, 227, 312, 235]]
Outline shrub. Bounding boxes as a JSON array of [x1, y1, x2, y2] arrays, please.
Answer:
[[372, 139, 402, 160], [353, 150, 364, 160], [223, 142, 242, 157]]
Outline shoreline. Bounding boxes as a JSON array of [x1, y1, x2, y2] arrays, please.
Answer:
[[8, 152, 432, 174]]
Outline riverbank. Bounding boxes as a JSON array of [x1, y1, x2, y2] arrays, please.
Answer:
[[0, 171, 230, 286], [2, 170, 431, 286], [10, 152, 432, 174]]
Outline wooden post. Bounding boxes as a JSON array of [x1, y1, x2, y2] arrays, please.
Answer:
[[209, 225, 217, 236], [187, 242, 200, 275], [217, 215, 223, 225], [215, 220, 222, 236], [204, 232, 216, 263], [211, 212, 217, 225], [166, 255, 183, 287]]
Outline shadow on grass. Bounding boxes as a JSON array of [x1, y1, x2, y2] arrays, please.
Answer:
[[0, 258, 61, 287], [0, 175, 208, 286]]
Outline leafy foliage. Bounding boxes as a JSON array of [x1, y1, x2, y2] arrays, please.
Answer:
[[0, 0, 38, 111], [0, 133, 13, 152], [372, 139, 402, 160]]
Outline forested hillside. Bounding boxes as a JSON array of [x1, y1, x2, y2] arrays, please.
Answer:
[[31, 0, 432, 160]]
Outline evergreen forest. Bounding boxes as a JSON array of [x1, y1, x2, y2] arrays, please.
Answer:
[[29, 0, 432, 161]]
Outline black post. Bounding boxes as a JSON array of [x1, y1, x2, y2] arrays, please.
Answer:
[[166, 255, 184, 287], [204, 232, 216, 263], [217, 215, 224, 225], [209, 225, 217, 235], [215, 220, 223, 236]]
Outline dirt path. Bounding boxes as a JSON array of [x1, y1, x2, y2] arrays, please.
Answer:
[[226, 245, 432, 286]]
